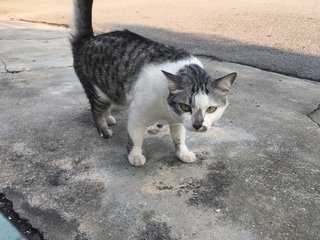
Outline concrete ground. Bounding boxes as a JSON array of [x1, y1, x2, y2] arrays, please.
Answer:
[[1, 0, 320, 237], [1, 19, 320, 240]]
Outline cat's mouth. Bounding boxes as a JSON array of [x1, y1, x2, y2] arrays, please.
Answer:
[[195, 126, 207, 132], [185, 125, 208, 132]]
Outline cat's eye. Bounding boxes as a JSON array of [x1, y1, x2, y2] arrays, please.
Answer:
[[206, 106, 217, 113], [180, 103, 191, 112]]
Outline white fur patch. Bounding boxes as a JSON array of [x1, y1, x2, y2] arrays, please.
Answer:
[[129, 56, 203, 125], [94, 85, 110, 102], [203, 102, 228, 129], [194, 93, 209, 110], [128, 56, 229, 137]]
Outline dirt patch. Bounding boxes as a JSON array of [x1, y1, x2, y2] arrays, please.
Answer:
[[137, 211, 177, 240]]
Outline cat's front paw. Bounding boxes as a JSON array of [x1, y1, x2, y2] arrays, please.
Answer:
[[128, 153, 146, 166], [177, 150, 196, 163]]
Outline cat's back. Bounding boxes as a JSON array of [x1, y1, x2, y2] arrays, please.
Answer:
[[72, 30, 191, 80], [74, 30, 189, 60], [72, 30, 192, 104]]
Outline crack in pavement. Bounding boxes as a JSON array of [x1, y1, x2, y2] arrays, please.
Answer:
[[306, 104, 320, 127], [10, 18, 69, 28], [19, 65, 74, 73], [0, 37, 66, 41], [0, 57, 72, 75], [0, 57, 22, 74]]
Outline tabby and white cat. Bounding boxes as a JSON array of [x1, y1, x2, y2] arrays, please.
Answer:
[[70, 0, 237, 166]]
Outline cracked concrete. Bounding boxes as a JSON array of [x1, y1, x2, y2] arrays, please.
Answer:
[[0, 19, 320, 240], [10, 18, 69, 28], [307, 104, 320, 127], [0, 20, 71, 76], [0, 57, 72, 75], [0, 57, 22, 74]]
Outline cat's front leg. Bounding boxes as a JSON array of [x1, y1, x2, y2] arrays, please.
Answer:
[[169, 123, 196, 163], [127, 126, 146, 166], [127, 109, 147, 166]]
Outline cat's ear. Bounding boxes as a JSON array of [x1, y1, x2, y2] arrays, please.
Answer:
[[162, 70, 180, 91], [212, 72, 237, 94]]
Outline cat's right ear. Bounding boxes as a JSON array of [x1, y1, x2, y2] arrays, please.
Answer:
[[211, 72, 237, 95], [162, 70, 180, 91]]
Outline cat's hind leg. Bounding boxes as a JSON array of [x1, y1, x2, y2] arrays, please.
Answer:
[[92, 84, 117, 126], [101, 105, 116, 126], [84, 83, 114, 138], [92, 103, 113, 138], [170, 123, 196, 163]]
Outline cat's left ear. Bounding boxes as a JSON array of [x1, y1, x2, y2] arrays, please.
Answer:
[[162, 70, 180, 91], [212, 72, 237, 94]]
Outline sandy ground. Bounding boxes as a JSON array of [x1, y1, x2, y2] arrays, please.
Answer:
[[0, 0, 319, 55], [1, 0, 320, 80]]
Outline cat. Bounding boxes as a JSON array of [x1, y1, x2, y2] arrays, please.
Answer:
[[70, 0, 237, 166]]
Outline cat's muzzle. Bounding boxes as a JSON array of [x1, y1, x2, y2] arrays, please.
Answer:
[[193, 124, 207, 132]]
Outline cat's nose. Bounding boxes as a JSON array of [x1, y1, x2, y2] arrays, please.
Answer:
[[193, 124, 203, 131]]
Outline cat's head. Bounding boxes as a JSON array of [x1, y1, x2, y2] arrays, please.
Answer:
[[163, 64, 237, 132]]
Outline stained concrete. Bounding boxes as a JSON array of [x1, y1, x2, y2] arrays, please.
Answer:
[[0, 20, 320, 240]]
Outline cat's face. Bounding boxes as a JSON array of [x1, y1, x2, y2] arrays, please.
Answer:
[[163, 65, 236, 132]]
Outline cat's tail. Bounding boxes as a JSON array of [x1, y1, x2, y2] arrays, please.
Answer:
[[70, 0, 94, 44]]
